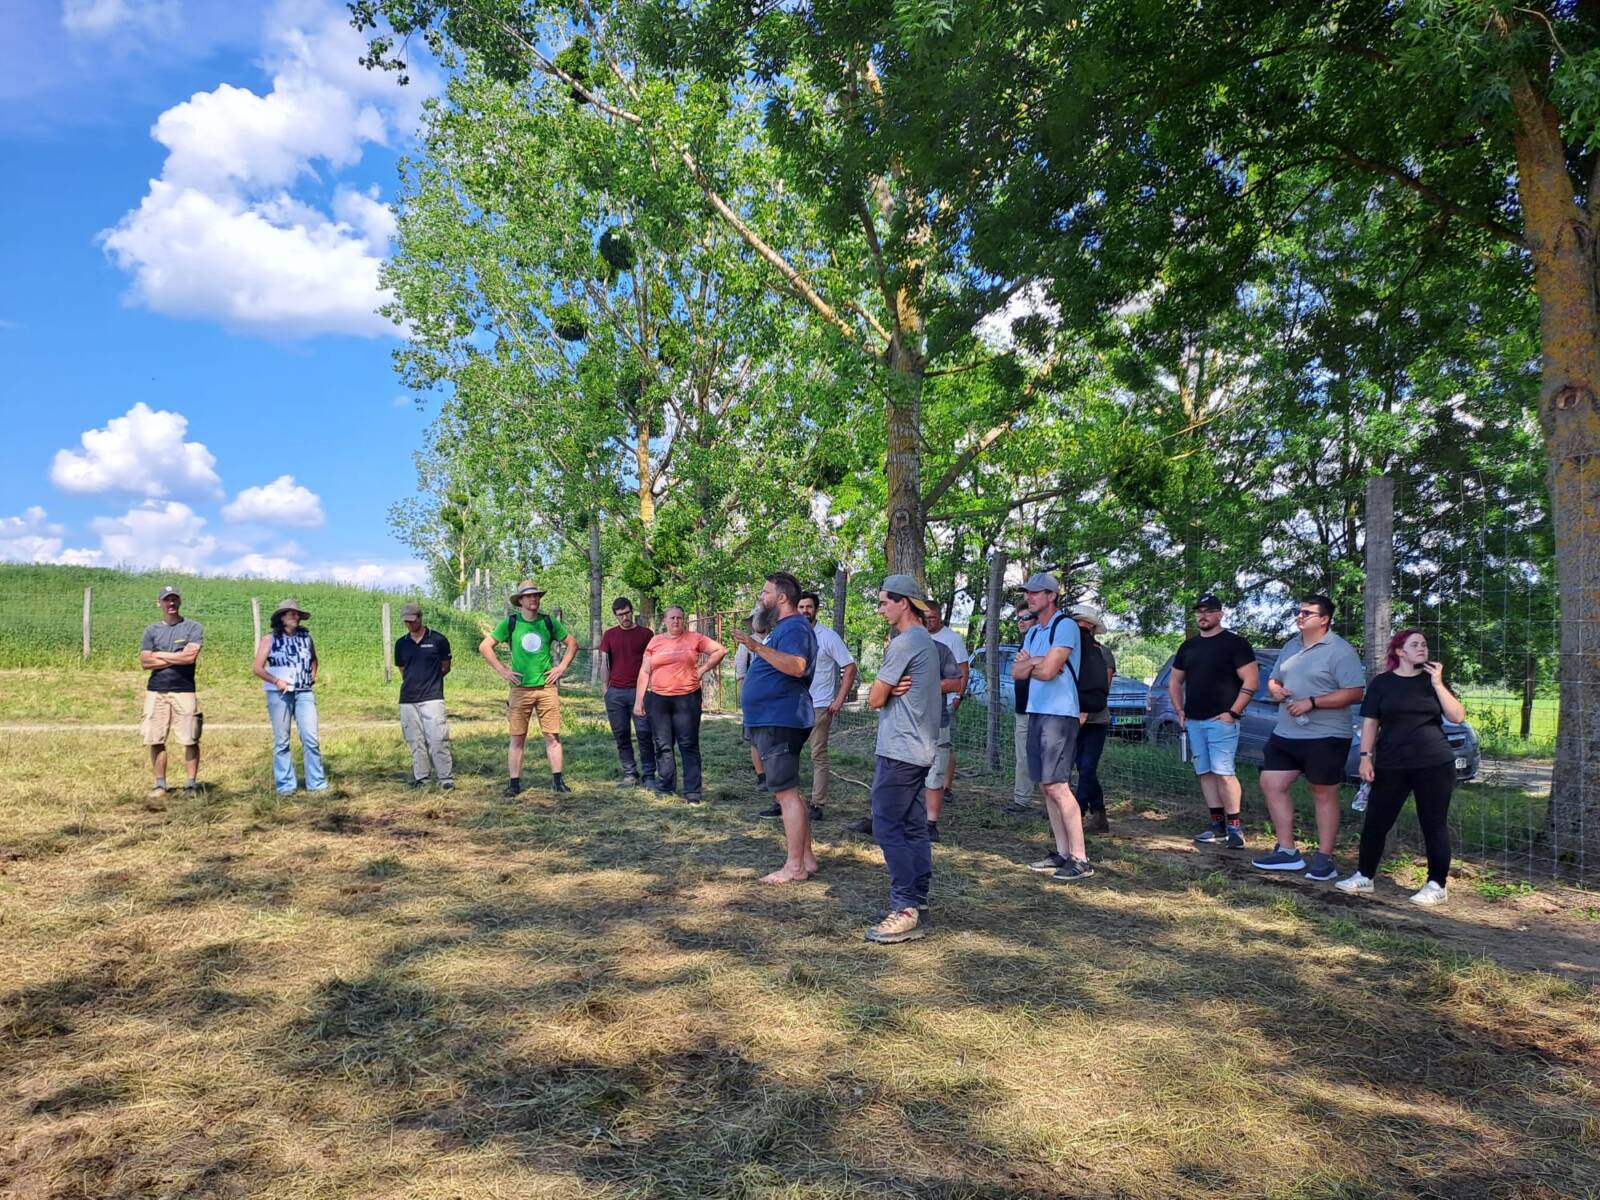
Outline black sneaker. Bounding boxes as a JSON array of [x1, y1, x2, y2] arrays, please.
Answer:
[[809, 803, 824, 820], [409, 778, 428, 791], [501, 779, 522, 799], [848, 816, 874, 834], [927, 820, 941, 843], [758, 802, 782, 818], [1027, 852, 1067, 874], [1050, 857, 1095, 883], [440, 780, 455, 791], [619, 773, 640, 787], [1003, 800, 1038, 815], [551, 777, 572, 794], [1084, 808, 1110, 834], [1225, 822, 1244, 849], [1194, 820, 1227, 844], [684, 792, 702, 805]]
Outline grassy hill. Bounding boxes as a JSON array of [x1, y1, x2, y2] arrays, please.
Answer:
[[0, 564, 562, 721]]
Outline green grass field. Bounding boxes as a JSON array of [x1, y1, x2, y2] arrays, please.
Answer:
[[5, 652, 1600, 1197]]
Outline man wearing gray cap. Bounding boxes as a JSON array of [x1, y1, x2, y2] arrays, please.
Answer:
[[862, 574, 943, 943], [1013, 571, 1094, 882], [138, 584, 204, 796], [395, 602, 454, 790]]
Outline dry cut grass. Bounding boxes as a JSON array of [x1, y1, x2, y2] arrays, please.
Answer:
[[3, 690, 1599, 1200]]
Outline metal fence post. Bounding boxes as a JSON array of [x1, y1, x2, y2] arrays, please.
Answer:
[[985, 549, 1004, 770], [381, 602, 393, 683]]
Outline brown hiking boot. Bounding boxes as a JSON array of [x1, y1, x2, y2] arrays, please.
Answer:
[[864, 907, 926, 944], [1084, 808, 1110, 834]]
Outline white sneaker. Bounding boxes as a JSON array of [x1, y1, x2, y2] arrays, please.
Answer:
[[1410, 881, 1448, 906], [1334, 871, 1374, 894]]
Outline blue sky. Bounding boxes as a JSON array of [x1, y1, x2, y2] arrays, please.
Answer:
[[0, 0, 443, 587]]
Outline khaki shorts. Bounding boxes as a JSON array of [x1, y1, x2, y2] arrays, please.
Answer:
[[508, 685, 562, 736], [142, 691, 199, 746]]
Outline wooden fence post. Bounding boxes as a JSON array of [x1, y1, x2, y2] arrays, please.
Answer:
[[381, 602, 393, 683], [1363, 475, 1395, 676], [82, 587, 92, 660], [985, 549, 1005, 770], [251, 596, 262, 646]]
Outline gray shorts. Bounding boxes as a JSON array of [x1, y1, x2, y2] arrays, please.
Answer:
[[748, 725, 809, 792], [1027, 713, 1079, 786], [925, 743, 953, 790]]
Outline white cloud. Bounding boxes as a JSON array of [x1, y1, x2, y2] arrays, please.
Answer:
[[98, 0, 434, 338], [51, 403, 222, 498], [61, 0, 179, 38], [314, 558, 429, 589], [222, 474, 326, 527], [0, 507, 68, 563], [90, 500, 218, 571]]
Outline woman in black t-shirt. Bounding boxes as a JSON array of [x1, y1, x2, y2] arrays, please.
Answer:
[[1335, 628, 1465, 906]]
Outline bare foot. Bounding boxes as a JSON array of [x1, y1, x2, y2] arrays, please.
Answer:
[[803, 857, 820, 874], [760, 865, 812, 884]]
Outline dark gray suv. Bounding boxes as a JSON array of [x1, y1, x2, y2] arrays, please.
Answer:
[[1144, 648, 1481, 781]]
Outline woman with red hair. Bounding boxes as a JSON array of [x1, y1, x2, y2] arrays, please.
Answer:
[[1336, 628, 1466, 905]]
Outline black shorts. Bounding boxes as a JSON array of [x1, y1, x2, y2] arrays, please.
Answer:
[[1262, 734, 1351, 786], [748, 725, 810, 792], [1027, 713, 1079, 786]]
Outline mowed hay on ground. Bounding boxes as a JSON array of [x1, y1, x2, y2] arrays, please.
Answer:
[[2, 689, 1599, 1200]]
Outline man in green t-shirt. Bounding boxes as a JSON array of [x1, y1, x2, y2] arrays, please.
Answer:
[[479, 580, 579, 797]]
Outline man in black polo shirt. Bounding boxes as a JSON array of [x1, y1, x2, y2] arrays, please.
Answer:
[[395, 602, 454, 790]]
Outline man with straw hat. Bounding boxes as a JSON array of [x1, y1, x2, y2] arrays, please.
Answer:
[[479, 580, 578, 797], [861, 574, 943, 944]]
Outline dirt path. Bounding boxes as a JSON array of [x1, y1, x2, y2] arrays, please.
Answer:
[[1116, 810, 1600, 985]]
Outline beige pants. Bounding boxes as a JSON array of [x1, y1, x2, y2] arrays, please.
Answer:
[[1013, 712, 1037, 805], [808, 705, 836, 805], [400, 700, 453, 783]]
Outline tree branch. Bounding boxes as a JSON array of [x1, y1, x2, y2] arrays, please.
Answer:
[[1335, 146, 1530, 249]]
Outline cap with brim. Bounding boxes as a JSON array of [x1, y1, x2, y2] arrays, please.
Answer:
[[1021, 571, 1061, 594], [399, 602, 423, 619], [157, 585, 181, 600], [1068, 603, 1107, 634], [272, 598, 310, 620], [1194, 594, 1223, 611], [879, 573, 934, 616], [508, 579, 547, 603]]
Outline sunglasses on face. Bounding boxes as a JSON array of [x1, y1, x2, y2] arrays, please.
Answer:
[[1293, 608, 1323, 619]]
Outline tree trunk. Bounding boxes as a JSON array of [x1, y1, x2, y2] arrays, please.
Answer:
[[832, 563, 847, 632], [884, 342, 927, 583], [636, 420, 657, 628], [588, 514, 603, 684], [1511, 72, 1600, 874], [1521, 653, 1537, 742]]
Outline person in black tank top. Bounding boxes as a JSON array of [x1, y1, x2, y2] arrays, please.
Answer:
[[1336, 629, 1466, 906]]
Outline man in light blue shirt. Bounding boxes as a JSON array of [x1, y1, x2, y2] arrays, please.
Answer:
[[1012, 571, 1094, 883]]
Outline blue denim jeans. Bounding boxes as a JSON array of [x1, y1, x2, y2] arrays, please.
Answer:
[[871, 755, 932, 912], [266, 688, 326, 793]]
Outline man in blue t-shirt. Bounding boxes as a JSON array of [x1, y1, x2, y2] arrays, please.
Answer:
[[1012, 570, 1095, 883], [735, 570, 818, 884]]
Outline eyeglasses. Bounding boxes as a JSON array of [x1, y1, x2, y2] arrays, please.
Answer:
[[1293, 608, 1323, 619]]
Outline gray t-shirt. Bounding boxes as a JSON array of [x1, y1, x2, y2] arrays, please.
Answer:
[[141, 618, 204, 692], [1270, 631, 1365, 739], [935, 640, 961, 746], [874, 624, 941, 767]]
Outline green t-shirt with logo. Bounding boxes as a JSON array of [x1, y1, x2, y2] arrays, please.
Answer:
[[490, 611, 570, 687]]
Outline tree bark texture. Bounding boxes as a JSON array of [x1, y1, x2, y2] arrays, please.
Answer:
[[884, 340, 927, 583], [1511, 70, 1600, 873], [588, 514, 603, 683]]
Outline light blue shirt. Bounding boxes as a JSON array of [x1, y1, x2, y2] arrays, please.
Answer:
[[1023, 613, 1081, 717]]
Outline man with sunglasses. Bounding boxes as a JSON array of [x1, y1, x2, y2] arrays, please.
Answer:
[[1251, 593, 1366, 880]]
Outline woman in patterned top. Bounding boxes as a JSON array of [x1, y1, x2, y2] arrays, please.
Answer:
[[252, 598, 327, 795]]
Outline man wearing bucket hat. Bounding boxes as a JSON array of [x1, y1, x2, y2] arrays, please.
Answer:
[[395, 602, 454, 790], [1013, 571, 1094, 882], [252, 598, 326, 794], [861, 574, 943, 944], [138, 584, 204, 796], [1068, 603, 1116, 834], [480, 580, 578, 797]]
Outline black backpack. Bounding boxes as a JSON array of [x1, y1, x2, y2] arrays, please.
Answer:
[[1045, 612, 1110, 714]]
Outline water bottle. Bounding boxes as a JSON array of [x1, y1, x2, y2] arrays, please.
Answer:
[[1293, 713, 1311, 727], [1352, 782, 1370, 812]]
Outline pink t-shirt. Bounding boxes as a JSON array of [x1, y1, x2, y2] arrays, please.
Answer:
[[644, 632, 719, 696]]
